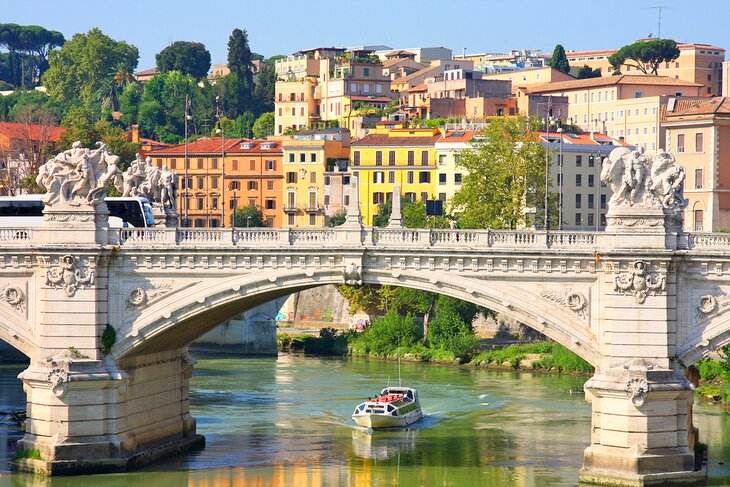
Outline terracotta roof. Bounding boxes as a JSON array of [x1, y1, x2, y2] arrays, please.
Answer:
[[407, 83, 428, 92], [352, 133, 440, 147], [394, 65, 441, 86], [135, 67, 160, 76], [527, 75, 702, 94], [663, 96, 730, 117], [0, 121, 64, 143], [436, 130, 478, 143], [536, 130, 630, 146], [148, 137, 281, 155]]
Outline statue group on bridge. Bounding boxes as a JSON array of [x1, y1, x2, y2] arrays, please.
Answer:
[[36, 142, 177, 212], [600, 146, 687, 216]]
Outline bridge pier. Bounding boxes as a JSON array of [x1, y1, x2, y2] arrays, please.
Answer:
[[579, 361, 703, 486], [14, 349, 203, 475]]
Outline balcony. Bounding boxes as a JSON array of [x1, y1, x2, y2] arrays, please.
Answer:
[[283, 204, 298, 213], [304, 204, 321, 213]]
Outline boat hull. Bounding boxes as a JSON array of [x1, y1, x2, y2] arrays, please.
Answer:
[[352, 410, 422, 429]]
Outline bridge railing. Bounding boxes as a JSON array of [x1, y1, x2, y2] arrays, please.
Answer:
[[0, 228, 33, 243], [685, 232, 730, 250]]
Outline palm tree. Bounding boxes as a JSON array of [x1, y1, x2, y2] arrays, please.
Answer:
[[99, 64, 134, 113]]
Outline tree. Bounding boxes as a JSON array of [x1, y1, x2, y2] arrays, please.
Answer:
[[224, 29, 255, 117], [252, 111, 274, 138], [232, 204, 264, 227], [550, 44, 570, 74], [325, 208, 347, 227], [58, 106, 140, 164], [576, 65, 601, 79], [156, 41, 211, 79], [43, 28, 138, 105], [608, 38, 680, 75], [452, 115, 550, 229], [253, 63, 275, 114]]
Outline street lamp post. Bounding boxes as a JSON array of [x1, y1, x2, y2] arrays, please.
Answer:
[[543, 96, 552, 231], [184, 94, 191, 227], [557, 126, 564, 231], [216, 96, 225, 228]]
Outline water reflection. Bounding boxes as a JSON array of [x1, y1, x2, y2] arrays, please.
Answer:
[[1, 356, 730, 486]]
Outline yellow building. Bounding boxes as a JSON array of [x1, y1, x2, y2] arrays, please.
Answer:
[[434, 130, 478, 203], [282, 128, 350, 227], [275, 78, 319, 135], [566, 42, 725, 95], [350, 127, 441, 225]]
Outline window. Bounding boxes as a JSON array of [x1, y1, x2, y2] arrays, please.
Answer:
[[388, 171, 395, 184], [576, 174, 582, 187], [299, 153, 306, 163], [420, 191, 428, 202], [588, 174, 594, 187], [249, 160, 255, 171], [438, 173, 447, 185], [211, 197, 218, 210], [353, 151, 360, 166], [373, 192, 384, 204], [695, 168, 703, 189], [407, 171, 414, 184], [575, 213, 582, 226], [363, 67, 370, 77], [600, 194, 606, 210], [194, 218, 204, 227], [310, 153, 317, 163], [587, 213, 594, 227], [267, 160, 276, 171], [289, 153, 295, 163], [407, 151, 415, 165], [404, 192, 416, 202], [230, 181, 240, 190], [309, 213, 316, 225], [309, 172, 316, 183], [455, 173, 462, 185], [197, 177, 204, 190], [287, 214, 295, 226], [421, 150, 429, 165], [388, 151, 396, 165], [374, 171, 384, 184], [248, 181, 257, 191], [677, 134, 685, 152], [696, 133, 704, 153], [197, 158, 204, 169], [575, 194, 582, 208], [185, 158, 190, 169], [634, 90, 643, 98], [588, 194, 594, 209], [419, 171, 430, 183], [211, 177, 219, 189], [286, 172, 297, 183], [694, 210, 704, 231], [197, 197, 204, 210], [375, 151, 383, 166], [575, 155, 582, 167], [267, 180, 274, 190], [265, 199, 275, 210], [170, 158, 177, 170]]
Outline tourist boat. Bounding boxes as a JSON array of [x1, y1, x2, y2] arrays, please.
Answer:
[[352, 385, 423, 429]]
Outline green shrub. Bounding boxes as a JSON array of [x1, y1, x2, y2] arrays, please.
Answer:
[[101, 324, 116, 355], [349, 311, 421, 356], [12, 449, 42, 461], [697, 359, 724, 382]]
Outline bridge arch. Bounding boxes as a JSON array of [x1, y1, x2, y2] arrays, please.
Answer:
[[678, 309, 730, 366], [114, 268, 601, 366], [0, 307, 37, 359]]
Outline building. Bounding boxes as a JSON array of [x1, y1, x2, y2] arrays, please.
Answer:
[[566, 42, 725, 95], [0, 121, 64, 195], [148, 138, 283, 227], [134, 67, 159, 84], [526, 75, 703, 146], [434, 130, 478, 202], [538, 131, 632, 230], [662, 96, 730, 231], [482, 66, 575, 94], [454, 49, 551, 71], [350, 127, 441, 225], [374, 46, 452, 64], [282, 129, 350, 227], [275, 78, 319, 135]]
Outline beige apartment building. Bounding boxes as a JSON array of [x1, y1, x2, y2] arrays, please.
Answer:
[[527, 75, 702, 147], [566, 42, 725, 95], [275, 78, 318, 135], [539, 131, 632, 230], [662, 97, 730, 232], [482, 66, 575, 94]]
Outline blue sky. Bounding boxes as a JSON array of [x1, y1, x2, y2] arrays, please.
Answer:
[[6, 0, 730, 70]]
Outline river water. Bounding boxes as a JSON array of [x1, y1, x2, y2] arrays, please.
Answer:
[[1, 355, 729, 486]]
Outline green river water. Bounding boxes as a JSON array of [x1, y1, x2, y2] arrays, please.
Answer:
[[1, 354, 729, 486]]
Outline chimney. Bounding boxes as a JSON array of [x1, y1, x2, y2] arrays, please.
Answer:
[[131, 124, 140, 143]]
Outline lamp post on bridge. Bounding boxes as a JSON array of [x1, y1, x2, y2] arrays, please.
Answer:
[[216, 95, 225, 228]]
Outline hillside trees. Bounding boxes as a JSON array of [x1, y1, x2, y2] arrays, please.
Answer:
[[0, 23, 64, 88], [156, 41, 211, 79], [43, 28, 138, 105], [550, 44, 570, 73]]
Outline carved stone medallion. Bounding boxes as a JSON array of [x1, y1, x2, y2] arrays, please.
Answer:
[[539, 288, 588, 320], [0, 286, 25, 313], [342, 263, 362, 286], [46, 254, 94, 297], [625, 377, 650, 407], [614, 260, 664, 304], [126, 282, 174, 310]]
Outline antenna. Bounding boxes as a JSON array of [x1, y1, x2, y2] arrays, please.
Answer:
[[645, 6, 673, 38]]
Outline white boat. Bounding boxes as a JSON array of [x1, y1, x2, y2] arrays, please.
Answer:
[[352, 386, 423, 429]]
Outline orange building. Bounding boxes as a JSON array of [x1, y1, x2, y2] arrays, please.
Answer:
[[148, 138, 283, 227], [662, 96, 730, 231]]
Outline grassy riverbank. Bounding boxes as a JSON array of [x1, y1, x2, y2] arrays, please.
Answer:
[[277, 325, 594, 374]]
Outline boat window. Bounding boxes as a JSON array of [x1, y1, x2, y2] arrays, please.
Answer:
[[406, 391, 413, 399]]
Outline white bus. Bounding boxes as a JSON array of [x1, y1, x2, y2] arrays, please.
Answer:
[[0, 195, 155, 228]]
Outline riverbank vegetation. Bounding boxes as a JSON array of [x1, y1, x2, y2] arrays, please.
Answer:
[[694, 345, 730, 405]]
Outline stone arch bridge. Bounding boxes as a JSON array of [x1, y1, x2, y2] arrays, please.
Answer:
[[1, 218, 729, 485]]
